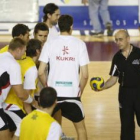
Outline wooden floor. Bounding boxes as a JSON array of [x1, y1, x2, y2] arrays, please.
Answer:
[[62, 61, 120, 140], [63, 62, 140, 140], [1, 35, 140, 140]]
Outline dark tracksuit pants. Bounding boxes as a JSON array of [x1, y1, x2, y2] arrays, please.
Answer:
[[119, 87, 140, 140]]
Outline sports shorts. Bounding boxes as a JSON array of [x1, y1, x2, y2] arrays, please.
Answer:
[[53, 97, 85, 123]]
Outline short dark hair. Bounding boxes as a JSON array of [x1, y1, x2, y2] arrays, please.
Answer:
[[43, 3, 59, 22], [34, 22, 49, 34], [39, 87, 57, 108], [9, 38, 26, 51], [12, 24, 30, 38], [26, 39, 42, 57], [58, 15, 73, 32]]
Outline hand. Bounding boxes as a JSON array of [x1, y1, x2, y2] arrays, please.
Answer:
[[31, 99, 40, 109]]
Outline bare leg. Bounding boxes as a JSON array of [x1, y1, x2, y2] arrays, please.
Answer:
[[0, 129, 12, 140], [73, 120, 88, 140], [53, 109, 62, 125], [10, 131, 15, 138]]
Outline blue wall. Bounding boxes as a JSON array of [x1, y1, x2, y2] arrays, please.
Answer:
[[39, 6, 139, 30]]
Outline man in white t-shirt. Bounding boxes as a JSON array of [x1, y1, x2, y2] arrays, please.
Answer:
[[3, 39, 42, 130], [0, 38, 34, 140], [43, 3, 60, 41], [39, 15, 89, 140]]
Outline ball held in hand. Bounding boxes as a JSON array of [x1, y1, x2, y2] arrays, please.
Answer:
[[90, 77, 104, 90]]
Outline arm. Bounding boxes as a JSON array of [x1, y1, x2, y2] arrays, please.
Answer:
[[102, 76, 118, 90], [23, 102, 32, 114], [79, 64, 89, 95], [9, 61, 33, 103], [102, 54, 119, 90], [12, 85, 30, 101], [23, 67, 38, 113], [12, 84, 34, 104], [38, 61, 48, 87], [23, 90, 40, 114], [23, 90, 32, 114]]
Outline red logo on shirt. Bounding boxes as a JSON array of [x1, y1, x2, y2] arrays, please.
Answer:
[[56, 46, 75, 61], [62, 46, 69, 55]]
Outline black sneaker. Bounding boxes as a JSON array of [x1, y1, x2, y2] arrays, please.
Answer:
[[89, 31, 104, 37], [106, 22, 113, 36]]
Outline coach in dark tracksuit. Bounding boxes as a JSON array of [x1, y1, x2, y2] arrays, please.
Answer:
[[102, 29, 140, 140]]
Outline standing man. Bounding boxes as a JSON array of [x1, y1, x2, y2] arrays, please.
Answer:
[[101, 30, 140, 140], [3, 39, 42, 139], [33, 22, 49, 99], [39, 15, 89, 140], [43, 3, 60, 41], [13, 87, 62, 140], [0, 38, 34, 140], [82, 0, 113, 36]]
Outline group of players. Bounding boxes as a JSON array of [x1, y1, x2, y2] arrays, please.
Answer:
[[1, 1, 140, 140], [0, 3, 89, 140]]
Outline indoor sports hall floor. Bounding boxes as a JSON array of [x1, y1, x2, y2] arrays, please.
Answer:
[[0, 35, 140, 140]]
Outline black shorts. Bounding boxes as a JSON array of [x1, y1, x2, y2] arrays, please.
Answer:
[[0, 109, 9, 131], [4, 110, 26, 132], [0, 108, 26, 131], [53, 97, 85, 123]]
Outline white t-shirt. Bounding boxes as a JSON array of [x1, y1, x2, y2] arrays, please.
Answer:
[[47, 26, 59, 42], [23, 66, 37, 90], [0, 52, 22, 108], [39, 35, 89, 97]]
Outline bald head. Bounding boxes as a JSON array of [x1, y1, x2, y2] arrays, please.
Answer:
[[115, 30, 129, 38]]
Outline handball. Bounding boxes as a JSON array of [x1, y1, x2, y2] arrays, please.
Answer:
[[90, 77, 104, 91]]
